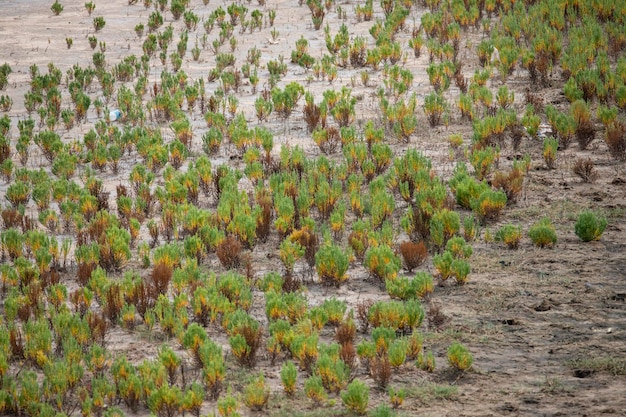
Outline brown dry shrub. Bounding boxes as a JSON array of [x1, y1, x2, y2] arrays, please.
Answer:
[[256, 193, 272, 243], [234, 324, 263, 368], [1, 208, 22, 230], [87, 311, 108, 346], [398, 240, 427, 272], [282, 273, 302, 293], [151, 263, 173, 296], [524, 87, 543, 112], [335, 320, 356, 346], [454, 64, 468, 94], [104, 283, 124, 322], [371, 355, 391, 388], [572, 157, 598, 183], [340, 342, 357, 370], [576, 120, 595, 150], [492, 167, 524, 204], [70, 288, 90, 318], [303, 100, 321, 133], [605, 121, 626, 161], [128, 280, 158, 319], [427, 303, 448, 330], [216, 235, 242, 269], [356, 300, 374, 333], [10, 328, 24, 359], [78, 262, 97, 286]]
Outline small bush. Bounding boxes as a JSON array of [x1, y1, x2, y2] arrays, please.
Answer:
[[528, 218, 557, 248], [216, 235, 242, 269], [387, 339, 407, 368], [341, 379, 369, 415], [51, 0, 64, 15], [495, 224, 522, 249], [447, 342, 473, 372], [471, 189, 507, 224], [304, 375, 327, 405], [280, 361, 298, 397], [572, 157, 598, 183], [389, 386, 406, 409], [365, 244, 401, 283], [417, 350, 436, 372], [543, 137, 558, 169], [574, 211, 607, 242], [315, 243, 350, 287], [243, 372, 270, 411], [605, 121, 626, 161], [370, 355, 391, 388]]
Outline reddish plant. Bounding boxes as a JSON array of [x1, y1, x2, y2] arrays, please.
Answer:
[[216, 235, 242, 269], [151, 263, 173, 296], [398, 240, 428, 272]]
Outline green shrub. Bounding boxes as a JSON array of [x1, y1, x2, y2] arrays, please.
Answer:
[[217, 389, 239, 417], [417, 350, 436, 372], [433, 251, 453, 281], [543, 137, 558, 169], [243, 372, 269, 411], [280, 361, 298, 397], [315, 352, 349, 393], [315, 243, 350, 287], [387, 339, 407, 368], [528, 218, 557, 248], [368, 299, 424, 332], [445, 236, 473, 259], [471, 189, 507, 224], [51, 0, 64, 15], [304, 375, 327, 405], [495, 224, 522, 249], [321, 297, 347, 325], [451, 259, 471, 285], [575, 211, 607, 242], [447, 342, 473, 372], [365, 244, 401, 283], [388, 386, 406, 409], [370, 404, 397, 417], [341, 379, 369, 415], [386, 271, 434, 300]]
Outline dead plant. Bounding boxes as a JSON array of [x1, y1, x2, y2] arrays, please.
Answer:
[[398, 240, 428, 272], [216, 235, 242, 269], [572, 157, 598, 183]]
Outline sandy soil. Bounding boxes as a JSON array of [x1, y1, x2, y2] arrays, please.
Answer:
[[0, 0, 625, 416]]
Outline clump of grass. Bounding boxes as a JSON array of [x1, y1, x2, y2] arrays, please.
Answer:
[[567, 357, 626, 376]]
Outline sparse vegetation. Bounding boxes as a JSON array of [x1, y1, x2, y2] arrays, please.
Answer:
[[0, 1, 623, 416]]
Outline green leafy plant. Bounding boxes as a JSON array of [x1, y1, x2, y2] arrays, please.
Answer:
[[315, 242, 350, 287], [243, 372, 270, 411], [528, 218, 557, 248], [93, 16, 106, 32], [280, 361, 298, 397], [305, 375, 327, 405], [574, 211, 607, 242], [365, 244, 401, 283], [543, 137, 558, 169], [341, 379, 369, 415], [85, 1, 95, 15], [495, 224, 522, 249], [447, 342, 473, 372], [51, 0, 64, 15], [423, 92, 448, 127]]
